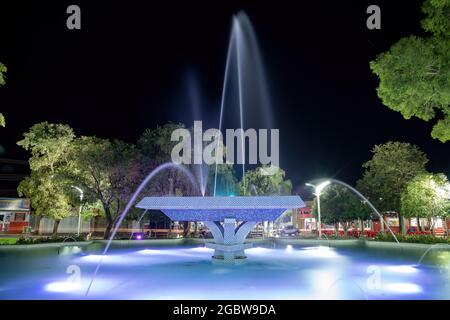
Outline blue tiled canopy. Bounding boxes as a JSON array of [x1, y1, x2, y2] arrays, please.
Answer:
[[136, 196, 305, 222]]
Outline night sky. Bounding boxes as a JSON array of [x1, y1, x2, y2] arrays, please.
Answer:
[[0, 0, 449, 197]]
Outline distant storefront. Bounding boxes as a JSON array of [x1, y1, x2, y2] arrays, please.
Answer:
[[293, 205, 317, 232], [0, 198, 31, 234]]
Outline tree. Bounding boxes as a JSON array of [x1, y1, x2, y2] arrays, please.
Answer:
[[421, 0, 450, 37], [138, 123, 199, 237], [70, 136, 140, 239], [312, 184, 372, 236], [18, 173, 72, 237], [138, 122, 186, 164], [357, 141, 428, 234], [17, 122, 75, 172], [17, 122, 76, 235], [0, 62, 6, 127], [401, 172, 450, 234], [239, 165, 292, 196], [138, 122, 198, 196], [370, 0, 450, 142]]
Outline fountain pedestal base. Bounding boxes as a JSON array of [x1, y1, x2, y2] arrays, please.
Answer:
[[206, 242, 253, 264], [204, 218, 257, 264]]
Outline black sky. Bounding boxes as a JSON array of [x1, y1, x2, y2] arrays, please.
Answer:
[[0, 0, 449, 197]]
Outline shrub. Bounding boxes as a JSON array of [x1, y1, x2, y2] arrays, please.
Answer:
[[16, 235, 85, 245], [0, 238, 18, 245], [374, 233, 449, 244]]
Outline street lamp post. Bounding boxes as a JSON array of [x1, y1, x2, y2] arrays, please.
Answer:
[[71, 186, 84, 236], [306, 181, 330, 239]]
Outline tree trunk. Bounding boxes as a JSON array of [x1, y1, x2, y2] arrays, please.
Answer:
[[92, 215, 100, 236], [183, 221, 190, 237], [103, 206, 113, 240], [334, 223, 339, 236], [343, 222, 348, 237], [417, 216, 421, 231], [441, 217, 448, 237], [443, 217, 448, 237], [428, 218, 435, 236], [33, 214, 42, 235], [52, 219, 61, 238], [399, 214, 406, 235]]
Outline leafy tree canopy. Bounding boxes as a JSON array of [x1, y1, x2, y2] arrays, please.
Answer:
[[357, 141, 428, 212], [138, 122, 185, 164], [17, 122, 76, 225], [370, 0, 450, 142], [422, 0, 450, 37], [17, 171, 72, 222], [17, 122, 75, 173], [239, 165, 292, 196], [312, 184, 372, 225], [401, 172, 450, 219], [70, 136, 141, 238]]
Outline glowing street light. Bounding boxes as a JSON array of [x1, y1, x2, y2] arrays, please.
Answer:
[[71, 186, 84, 236], [305, 181, 331, 239]]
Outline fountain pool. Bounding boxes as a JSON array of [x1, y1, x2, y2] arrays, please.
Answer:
[[0, 240, 448, 299]]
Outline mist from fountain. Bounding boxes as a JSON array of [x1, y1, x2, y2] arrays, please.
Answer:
[[184, 71, 209, 197], [214, 12, 273, 196]]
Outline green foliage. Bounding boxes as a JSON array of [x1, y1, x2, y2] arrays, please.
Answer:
[[80, 201, 105, 220], [0, 62, 6, 86], [70, 136, 140, 236], [17, 122, 75, 172], [371, 37, 450, 122], [239, 165, 292, 196], [431, 117, 450, 141], [138, 122, 185, 163], [0, 113, 4, 127], [0, 238, 18, 245], [16, 236, 86, 245], [17, 122, 76, 223], [17, 172, 73, 221], [401, 172, 450, 219], [421, 0, 450, 37], [370, 0, 450, 142], [357, 141, 428, 212], [312, 184, 372, 225], [374, 233, 449, 244]]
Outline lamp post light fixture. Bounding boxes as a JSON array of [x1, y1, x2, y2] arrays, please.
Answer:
[[305, 181, 331, 239], [71, 186, 84, 236]]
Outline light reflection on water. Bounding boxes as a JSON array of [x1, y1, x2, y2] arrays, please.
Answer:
[[0, 243, 448, 300]]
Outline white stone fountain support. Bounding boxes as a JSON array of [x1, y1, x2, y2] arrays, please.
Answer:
[[204, 219, 257, 264]]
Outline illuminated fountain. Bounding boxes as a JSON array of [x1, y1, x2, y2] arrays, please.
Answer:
[[136, 196, 305, 263]]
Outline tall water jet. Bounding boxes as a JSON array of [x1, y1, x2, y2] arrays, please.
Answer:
[[193, 162, 209, 196], [214, 12, 274, 196], [183, 71, 209, 196]]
